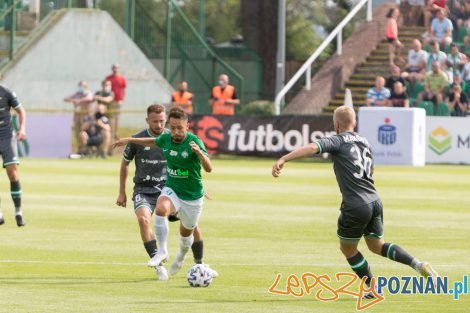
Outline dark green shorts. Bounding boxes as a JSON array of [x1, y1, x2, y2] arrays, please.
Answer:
[[337, 199, 384, 241]]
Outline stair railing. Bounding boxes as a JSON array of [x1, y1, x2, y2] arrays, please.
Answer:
[[274, 0, 372, 115]]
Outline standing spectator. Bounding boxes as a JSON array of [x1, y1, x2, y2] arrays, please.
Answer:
[[366, 76, 391, 107], [386, 8, 404, 66], [386, 65, 407, 96], [424, 0, 448, 29], [429, 9, 453, 47], [94, 80, 114, 112], [446, 83, 468, 116], [402, 39, 428, 89], [389, 81, 410, 107], [0, 84, 26, 227], [409, 0, 426, 26], [209, 74, 240, 115], [105, 63, 127, 141], [426, 40, 447, 72], [64, 80, 94, 154], [418, 61, 449, 106], [171, 81, 194, 114]]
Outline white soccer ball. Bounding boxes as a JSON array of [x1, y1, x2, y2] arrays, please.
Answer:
[[187, 264, 213, 287]]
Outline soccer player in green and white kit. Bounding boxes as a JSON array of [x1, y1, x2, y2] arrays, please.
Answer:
[[113, 106, 214, 277], [272, 106, 438, 299]]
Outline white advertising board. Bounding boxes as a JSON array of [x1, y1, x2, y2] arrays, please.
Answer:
[[358, 107, 426, 166], [426, 117, 470, 164]]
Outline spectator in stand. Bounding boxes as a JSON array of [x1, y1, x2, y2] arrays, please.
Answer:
[[418, 60, 449, 106], [63, 80, 94, 154], [426, 40, 447, 72], [386, 8, 404, 66], [428, 8, 453, 47], [461, 59, 470, 86], [402, 39, 428, 89], [171, 81, 194, 114], [209, 74, 240, 115], [94, 80, 114, 112], [446, 43, 467, 76], [446, 83, 468, 116], [449, 72, 467, 97], [366, 76, 391, 107], [80, 104, 111, 158], [389, 81, 410, 107], [401, 0, 426, 26], [424, 0, 448, 30], [105, 63, 127, 142], [386, 65, 407, 96]]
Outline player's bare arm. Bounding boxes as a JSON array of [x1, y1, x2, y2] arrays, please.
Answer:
[[112, 137, 155, 149], [15, 106, 26, 141], [116, 159, 129, 207], [272, 143, 319, 177], [190, 141, 212, 173]]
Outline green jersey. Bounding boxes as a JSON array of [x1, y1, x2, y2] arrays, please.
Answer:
[[155, 132, 207, 200]]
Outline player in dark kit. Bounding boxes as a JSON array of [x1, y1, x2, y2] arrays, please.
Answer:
[[116, 104, 208, 280], [0, 84, 26, 227], [272, 106, 438, 298]]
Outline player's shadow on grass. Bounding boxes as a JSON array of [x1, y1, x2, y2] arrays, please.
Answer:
[[0, 276, 156, 285]]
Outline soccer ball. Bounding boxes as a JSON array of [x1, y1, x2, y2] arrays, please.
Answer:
[[187, 264, 213, 287]]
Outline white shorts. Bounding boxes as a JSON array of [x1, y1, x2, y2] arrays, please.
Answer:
[[159, 187, 203, 230]]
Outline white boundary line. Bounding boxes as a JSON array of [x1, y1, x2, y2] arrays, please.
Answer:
[[0, 260, 468, 268]]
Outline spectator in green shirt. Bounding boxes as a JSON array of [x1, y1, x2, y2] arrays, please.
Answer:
[[417, 61, 448, 107]]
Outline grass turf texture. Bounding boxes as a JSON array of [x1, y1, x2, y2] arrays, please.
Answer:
[[0, 157, 469, 312]]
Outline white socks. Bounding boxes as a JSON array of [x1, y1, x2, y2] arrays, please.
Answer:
[[177, 234, 194, 262], [154, 216, 169, 255]]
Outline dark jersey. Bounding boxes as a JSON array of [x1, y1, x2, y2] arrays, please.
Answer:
[[315, 132, 379, 207], [123, 129, 168, 194], [0, 85, 22, 138]]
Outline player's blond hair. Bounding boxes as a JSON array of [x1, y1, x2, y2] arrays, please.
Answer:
[[333, 106, 356, 129]]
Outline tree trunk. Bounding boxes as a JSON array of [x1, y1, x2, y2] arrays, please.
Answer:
[[240, 0, 278, 100]]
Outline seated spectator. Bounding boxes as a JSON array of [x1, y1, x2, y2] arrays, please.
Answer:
[[389, 81, 410, 107], [402, 39, 428, 88], [80, 105, 111, 158], [429, 9, 453, 47], [449, 72, 467, 96], [386, 65, 407, 96], [446, 83, 468, 116], [446, 43, 467, 80], [417, 60, 449, 106], [94, 80, 114, 111], [461, 57, 470, 85], [63, 80, 94, 154], [424, 0, 448, 30], [366, 76, 391, 107], [426, 40, 447, 72]]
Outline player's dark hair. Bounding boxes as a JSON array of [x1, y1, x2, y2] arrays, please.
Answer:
[[168, 106, 188, 121], [147, 104, 166, 115]]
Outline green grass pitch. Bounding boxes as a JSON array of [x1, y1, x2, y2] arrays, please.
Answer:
[[0, 157, 469, 312]]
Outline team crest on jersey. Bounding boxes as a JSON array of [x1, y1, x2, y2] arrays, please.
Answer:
[[170, 150, 178, 156], [181, 150, 189, 158]]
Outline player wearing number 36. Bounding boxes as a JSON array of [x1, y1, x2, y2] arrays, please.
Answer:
[[272, 106, 438, 299]]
